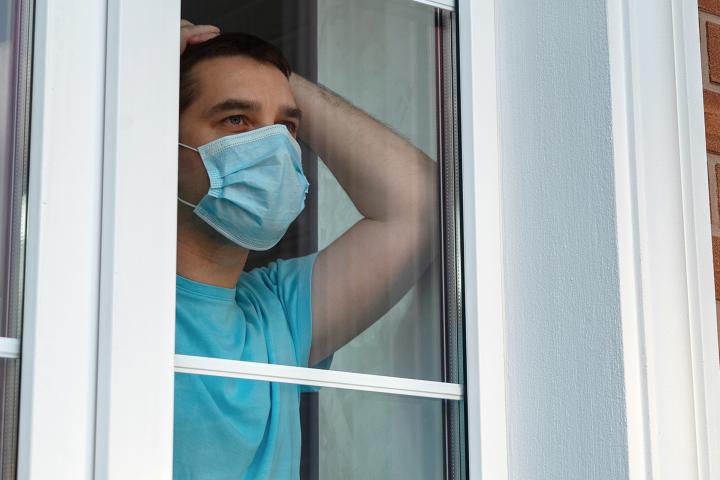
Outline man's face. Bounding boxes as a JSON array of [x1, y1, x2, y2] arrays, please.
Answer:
[[178, 55, 300, 205]]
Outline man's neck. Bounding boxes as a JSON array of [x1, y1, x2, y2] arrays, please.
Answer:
[[176, 213, 249, 289]]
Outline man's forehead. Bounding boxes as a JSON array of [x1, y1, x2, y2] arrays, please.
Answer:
[[194, 56, 289, 87], [192, 56, 294, 105]]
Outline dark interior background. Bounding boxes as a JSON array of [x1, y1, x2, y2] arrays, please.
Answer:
[[180, 2, 320, 478]]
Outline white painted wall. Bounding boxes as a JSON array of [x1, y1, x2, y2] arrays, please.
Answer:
[[495, 1, 629, 478]]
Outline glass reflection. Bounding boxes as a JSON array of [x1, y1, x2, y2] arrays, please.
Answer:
[[174, 375, 459, 480]]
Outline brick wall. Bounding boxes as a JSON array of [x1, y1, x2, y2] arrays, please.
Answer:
[[699, 3, 720, 351]]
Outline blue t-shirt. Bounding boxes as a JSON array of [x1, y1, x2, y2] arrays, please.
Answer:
[[173, 253, 319, 480]]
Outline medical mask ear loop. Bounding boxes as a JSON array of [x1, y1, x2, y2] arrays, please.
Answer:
[[179, 142, 199, 152], [178, 142, 200, 208], [177, 197, 197, 209]]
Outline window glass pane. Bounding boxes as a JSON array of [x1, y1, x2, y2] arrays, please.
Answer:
[[0, 0, 31, 340], [175, 1, 463, 478], [0, 358, 20, 477], [177, 0, 462, 383], [173, 375, 466, 479], [313, 0, 453, 382], [0, 0, 32, 476]]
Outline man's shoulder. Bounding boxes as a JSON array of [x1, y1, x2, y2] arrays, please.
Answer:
[[240, 253, 318, 292]]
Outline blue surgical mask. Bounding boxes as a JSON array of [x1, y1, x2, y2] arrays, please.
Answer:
[[178, 124, 309, 251]]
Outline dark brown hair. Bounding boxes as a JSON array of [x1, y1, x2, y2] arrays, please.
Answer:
[[180, 32, 292, 113]]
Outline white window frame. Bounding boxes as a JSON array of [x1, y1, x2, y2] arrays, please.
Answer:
[[17, 0, 179, 478], [93, 0, 179, 477], [17, 0, 108, 477], [15, 0, 720, 478]]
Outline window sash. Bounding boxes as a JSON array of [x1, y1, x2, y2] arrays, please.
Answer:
[[17, 0, 503, 478]]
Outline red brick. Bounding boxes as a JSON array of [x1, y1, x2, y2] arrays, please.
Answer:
[[701, 0, 720, 16], [713, 236, 720, 300], [709, 23, 720, 84], [704, 90, 720, 154]]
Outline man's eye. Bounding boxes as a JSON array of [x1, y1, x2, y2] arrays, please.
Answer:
[[224, 115, 245, 126], [281, 122, 297, 134]]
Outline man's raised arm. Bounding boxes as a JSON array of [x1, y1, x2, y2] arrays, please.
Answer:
[[290, 74, 439, 365]]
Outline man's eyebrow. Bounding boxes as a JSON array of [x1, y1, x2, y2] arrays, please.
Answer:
[[206, 99, 302, 122], [206, 98, 260, 116], [282, 106, 303, 121]]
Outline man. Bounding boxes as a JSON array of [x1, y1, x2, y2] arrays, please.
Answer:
[[174, 21, 437, 479]]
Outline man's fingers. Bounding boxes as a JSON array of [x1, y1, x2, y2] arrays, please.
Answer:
[[182, 24, 220, 36], [187, 31, 220, 44], [180, 21, 220, 55]]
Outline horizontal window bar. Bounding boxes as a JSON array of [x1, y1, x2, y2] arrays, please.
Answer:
[[0, 337, 20, 359], [411, 0, 455, 12], [175, 354, 464, 401]]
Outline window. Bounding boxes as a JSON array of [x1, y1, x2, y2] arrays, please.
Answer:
[[16, 0, 720, 477], [17, 0, 504, 477]]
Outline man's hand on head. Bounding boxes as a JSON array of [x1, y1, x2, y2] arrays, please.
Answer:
[[181, 19, 220, 55]]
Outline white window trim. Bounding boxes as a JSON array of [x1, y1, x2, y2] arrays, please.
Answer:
[[457, 0, 509, 479], [608, 0, 720, 477]]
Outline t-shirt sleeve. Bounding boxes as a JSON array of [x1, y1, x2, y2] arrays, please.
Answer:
[[273, 253, 333, 372]]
